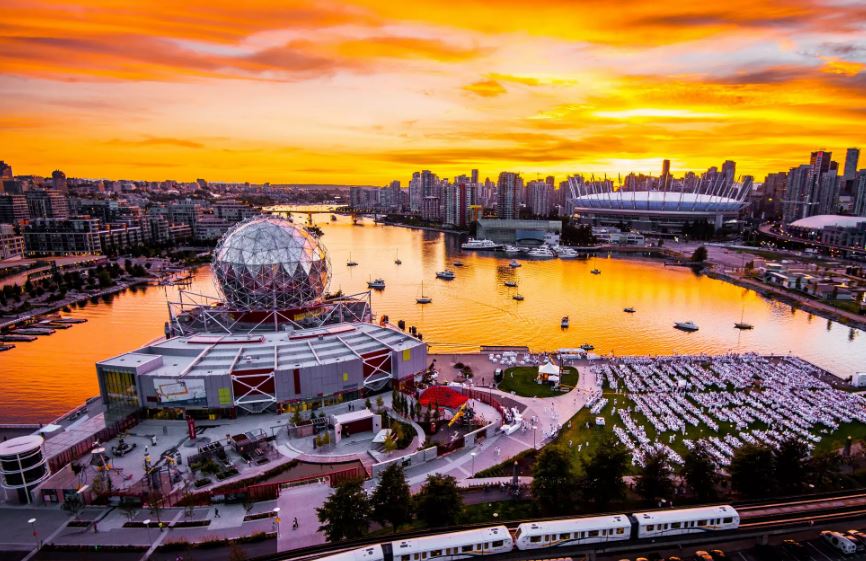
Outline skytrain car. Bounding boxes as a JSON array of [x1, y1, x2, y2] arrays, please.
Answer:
[[390, 526, 513, 561], [514, 514, 632, 550], [316, 545, 385, 561], [632, 505, 739, 539]]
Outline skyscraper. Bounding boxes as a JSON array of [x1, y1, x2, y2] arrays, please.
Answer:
[[854, 171, 866, 217], [843, 148, 860, 181], [496, 172, 521, 219], [721, 160, 736, 186], [661, 159, 671, 190], [471, 169, 479, 185]]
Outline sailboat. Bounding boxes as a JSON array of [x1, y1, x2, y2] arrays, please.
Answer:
[[416, 282, 432, 304], [346, 252, 358, 267], [734, 303, 753, 330]]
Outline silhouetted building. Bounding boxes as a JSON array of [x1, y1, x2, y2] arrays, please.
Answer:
[[496, 172, 521, 219]]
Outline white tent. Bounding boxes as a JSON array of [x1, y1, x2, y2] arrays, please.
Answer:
[[539, 362, 559, 376]]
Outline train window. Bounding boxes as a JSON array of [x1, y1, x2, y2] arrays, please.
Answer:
[[672, 522, 681, 529], [492, 540, 504, 547], [514, 529, 522, 540], [646, 524, 655, 531], [559, 533, 570, 540], [697, 520, 708, 527], [723, 517, 733, 524], [616, 528, 625, 534], [530, 536, 541, 543], [430, 550, 441, 557], [461, 545, 473, 553], [589, 530, 599, 537]]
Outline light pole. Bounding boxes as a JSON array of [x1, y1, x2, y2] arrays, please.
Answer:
[[532, 425, 537, 449], [273, 507, 281, 539], [470, 452, 476, 476], [143, 518, 151, 546], [28, 518, 38, 550]]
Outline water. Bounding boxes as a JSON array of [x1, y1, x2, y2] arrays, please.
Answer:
[[1, 211, 863, 422]]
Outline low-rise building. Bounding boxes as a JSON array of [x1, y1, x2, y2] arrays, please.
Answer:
[[0, 224, 24, 260]]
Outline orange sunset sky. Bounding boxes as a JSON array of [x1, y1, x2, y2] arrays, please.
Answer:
[[1, 0, 865, 185]]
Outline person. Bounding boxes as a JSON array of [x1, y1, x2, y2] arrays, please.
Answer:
[[293, 517, 299, 529], [214, 507, 220, 518]]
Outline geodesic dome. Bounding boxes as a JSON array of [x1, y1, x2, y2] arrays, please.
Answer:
[[212, 215, 330, 311]]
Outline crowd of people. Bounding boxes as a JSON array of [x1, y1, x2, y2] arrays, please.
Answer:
[[588, 354, 866, 468]]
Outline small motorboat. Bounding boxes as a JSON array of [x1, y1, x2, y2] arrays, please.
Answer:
[[561, 316, 569, 328], [509, 260, 521, 268], [734, 322, 754, 330], [394, 250, 402, 265], [580, 343, 594, 351], [624, 307, 636, 313], [503, 245, 520, 254], [590, 269, 601, 275], [367, 278, 386, 290], [512, 293, 525, 301], [504, 280, 518, 288], [674, 321, 700, 332], [436, 269, 456, 280], [453, 260, 464, 267], [0, 344, 14, 352]]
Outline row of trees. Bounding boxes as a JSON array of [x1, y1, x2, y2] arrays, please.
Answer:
[[531, 435, 846, 517], [317, 465, 463, 542]]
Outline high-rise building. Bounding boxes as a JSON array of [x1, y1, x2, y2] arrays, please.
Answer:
[[0, 194, 29, 224], [661, 160, 671, 190], [0, 162, 12, 180], [782, 165, 810, 223], [844, 148, 860, 181], [496, 172, 521, 219], [854, 171, 866, 217], [721, 160, 736, 186], [51, 170, 67, 192], [25, 189, 69, 219], [471, 169, 479, 185], [444, 182, 471, 227], [760, 172, 787, 220], [526, 180, 553, 217]]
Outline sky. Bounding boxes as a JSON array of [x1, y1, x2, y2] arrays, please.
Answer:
[[1, 0, 865, 185]]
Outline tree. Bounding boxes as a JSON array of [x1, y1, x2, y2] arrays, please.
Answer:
[[371, 464, 413, 532], [316, 479, 372, 542], [774, 438, 809, 495], [810, 449, 842, 490], [415, 474, 463, 528], [636, 450, 674, 506], [580, 433, 630, 510], [531, 446, 577, 515], [680, 443, 719, 501], [691, 245, 708, 263], [62, 494, 85, 520], [730, 444, 775, 498]]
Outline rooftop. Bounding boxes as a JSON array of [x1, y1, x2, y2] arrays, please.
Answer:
[[788, 214, 866, 230]]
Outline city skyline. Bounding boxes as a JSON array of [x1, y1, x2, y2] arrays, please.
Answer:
[[2, 0, 866, 183]]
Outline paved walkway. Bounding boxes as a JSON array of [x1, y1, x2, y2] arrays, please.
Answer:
[[276, 482, 332, 550]]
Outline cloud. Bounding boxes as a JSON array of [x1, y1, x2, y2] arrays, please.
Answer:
[[108, 136, 205, 148], [463, 79, 507, 97]]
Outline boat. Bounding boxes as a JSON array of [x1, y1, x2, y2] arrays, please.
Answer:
[[0, 344, 14, 352], [49, 317, 87, 324], [331, 214, 337, 221], [623, 307, 636, 313], [367, 278, 386, 290], [580, 343, 594, 351], [512, 293, 524, 301], [503, 245, 520, 254], [461, 238, 501, 251], [394, 250, 402, 265], [561, 316, 569, 328], [508, 259, 521, 268], [0, 334, 37, 342], [527, 246, 556, 259], [14, 327, 55, 336], [346, 252, 358, 267], [555, 246, 580, 259], [435, 269, 456, 280], [674, 321, 700, 332], [416, 282, 432, 304], [590, 269, 601, 275], [504, 280, 518, 288], [452, 260, 464, 267], [734, 322, 754, 330]]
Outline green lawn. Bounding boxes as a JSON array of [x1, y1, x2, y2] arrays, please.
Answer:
[[497, 366, 579, 398]]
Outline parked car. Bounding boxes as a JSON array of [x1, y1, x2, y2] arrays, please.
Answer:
[[694, 552, 714, 561], [709, 549, 728, 560], [781, 539, 809, 560], [821, 530, 858, 554], [846, 529, 866, 550]]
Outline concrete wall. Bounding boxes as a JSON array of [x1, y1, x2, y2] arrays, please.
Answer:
[[371, 446, 438, 478]]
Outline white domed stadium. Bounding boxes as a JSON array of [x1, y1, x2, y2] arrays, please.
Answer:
[[213, 215, 330, 311]]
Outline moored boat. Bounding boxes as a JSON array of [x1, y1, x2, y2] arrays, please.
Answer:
[[624, 307, 636, 313], [509, 259, 521, 268], [461, 238, 501, 251], [435, 269, 456, 280], [367, 278, 386, 290], [674, 321, 700, 332], [561, 316, 569, 328]]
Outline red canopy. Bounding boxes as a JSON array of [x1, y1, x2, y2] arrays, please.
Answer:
[[418, 386, 469, 410]]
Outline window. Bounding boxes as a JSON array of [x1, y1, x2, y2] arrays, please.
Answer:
[[589, 530, 599, 537], [646, 525, 655, 531], [697, 520, 708, 527], [559, 533, 570, 540], [492, 540, 504, 547], [672, 522, 682, 529], [461, 545, 473, 553], [723, 517, 733, 524], [616, 528, 625, 535], [530, 536, 541, 543], [430, 550, 441, 557]]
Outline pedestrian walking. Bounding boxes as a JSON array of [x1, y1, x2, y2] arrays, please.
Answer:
[[214, 507, 220, 518], [293, 517, 299, 529]]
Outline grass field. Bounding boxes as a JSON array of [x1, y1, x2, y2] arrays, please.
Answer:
[[497, 366, 579, 398]]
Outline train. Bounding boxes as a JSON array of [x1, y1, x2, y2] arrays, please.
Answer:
[[316, 505, 740, 561]]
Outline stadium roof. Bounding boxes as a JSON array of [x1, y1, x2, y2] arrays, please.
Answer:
[[573, 191, 746, 213], [788, 215, 866, 230]]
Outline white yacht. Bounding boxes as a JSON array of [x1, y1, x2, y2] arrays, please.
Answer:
[[508, 259, 521, 268], [674, 321, 700, 332], [367, 278, 385, 290], [527, 246, 556, 259], [503, 245, 520, 254], [461, 238, 501, 251], [435, 269, 456, 280], [555, 246, 580, 259]]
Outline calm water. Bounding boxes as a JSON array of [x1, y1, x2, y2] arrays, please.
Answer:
[[1, 212, 864, 422]]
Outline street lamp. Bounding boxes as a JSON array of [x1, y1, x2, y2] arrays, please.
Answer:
[[273, 507, 281, 538], [470, 452, 476, 476], [28, 518, 38, 550], [143, 518, 151, 545]]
